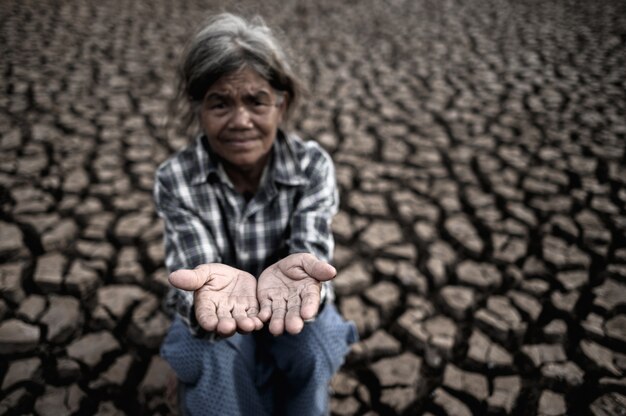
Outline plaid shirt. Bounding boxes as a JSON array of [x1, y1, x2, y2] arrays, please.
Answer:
[[154, 131, 338, 334]]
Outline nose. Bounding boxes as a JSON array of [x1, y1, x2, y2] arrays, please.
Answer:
[[228, 104, 253, 129]]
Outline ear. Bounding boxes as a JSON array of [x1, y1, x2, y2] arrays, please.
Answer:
[[277, 95, 289, 123], [193, 103, 203, 126]]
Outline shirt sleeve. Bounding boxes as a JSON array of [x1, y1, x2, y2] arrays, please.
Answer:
[[287, 144, 339, 263], [154, 167, 220, 336]]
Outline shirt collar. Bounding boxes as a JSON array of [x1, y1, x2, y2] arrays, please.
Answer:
[[188, 134, 217, 185], [188, 130, 308, 187], [270, 130, 308, 186]]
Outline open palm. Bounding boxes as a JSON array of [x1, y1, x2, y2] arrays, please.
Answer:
[[169, 264, 263, 337], [257, 253, 337, 335]]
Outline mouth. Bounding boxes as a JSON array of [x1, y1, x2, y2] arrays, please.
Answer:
[[222, 137, 258, 149], [223, 133, 259, 142]]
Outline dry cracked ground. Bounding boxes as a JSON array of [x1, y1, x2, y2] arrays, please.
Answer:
[[1, 0, 625, 415]]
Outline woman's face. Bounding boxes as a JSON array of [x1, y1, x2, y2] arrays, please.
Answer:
[[199, 67, 286, 174]]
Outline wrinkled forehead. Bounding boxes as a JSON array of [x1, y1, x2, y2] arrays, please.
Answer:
[[204, 68, 273, 98]]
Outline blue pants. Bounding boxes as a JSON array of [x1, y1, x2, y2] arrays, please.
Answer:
[[161, 304, 358, 416]]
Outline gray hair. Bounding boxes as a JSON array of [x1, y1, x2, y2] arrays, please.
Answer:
[[176, 13, 304, 131]]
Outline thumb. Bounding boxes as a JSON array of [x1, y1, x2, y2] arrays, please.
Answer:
[[301, 255, 336, 282], [169, 264, 213, 291]]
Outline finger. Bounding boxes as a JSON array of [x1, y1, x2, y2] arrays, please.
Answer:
[[269, 298, 287, 336], [258, 297, 273, 322], [216, 303, 237, 337], [195, 299, 219, 332], [300, 285, 321, 321], [284, 294, 304, 335], [300, 255, 336, 281], [246, 305, 264, 331], [169, 264, 213, 291], [232, 304, 255, 333]]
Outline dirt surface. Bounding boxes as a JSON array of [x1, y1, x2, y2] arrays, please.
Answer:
[[1, 0, 626, 415]]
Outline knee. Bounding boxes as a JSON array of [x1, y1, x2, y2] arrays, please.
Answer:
[[272, 304, 357, 382], [280, 340, 326, 382], [161, 319, 204, 384], [302, 304, 358, 376]]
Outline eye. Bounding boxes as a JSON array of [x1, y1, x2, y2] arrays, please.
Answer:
[[209, 102, 226, 109], [248, 93, 272, 106], [253, 98, 269, 107], [205, 101, 231, 116]]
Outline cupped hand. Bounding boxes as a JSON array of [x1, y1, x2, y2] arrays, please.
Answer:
[[257, 253, 337, 336], [169, 264, 263, 337]]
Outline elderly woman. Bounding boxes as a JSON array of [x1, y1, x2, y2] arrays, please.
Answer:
[[155, 13, 357, 416]]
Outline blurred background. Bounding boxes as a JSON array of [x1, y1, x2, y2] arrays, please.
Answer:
[[0, 0, 625, 414]]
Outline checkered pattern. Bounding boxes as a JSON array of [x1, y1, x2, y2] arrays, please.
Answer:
[[154, 131, 338, 336]]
